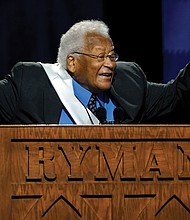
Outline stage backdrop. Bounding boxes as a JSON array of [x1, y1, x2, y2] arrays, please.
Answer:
[[162, 0, 190, 83], [0, 0, 104, 76], [0, 1, 163, 83], [2, 1, 190, 84]]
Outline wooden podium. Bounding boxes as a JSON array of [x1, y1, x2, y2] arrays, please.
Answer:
[[1, 125, 190, 220]]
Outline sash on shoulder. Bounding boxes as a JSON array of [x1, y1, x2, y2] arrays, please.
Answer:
[[39, 62, 100, 125]]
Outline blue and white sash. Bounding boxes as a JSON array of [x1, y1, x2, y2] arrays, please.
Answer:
[[39, 62, 100, 125]]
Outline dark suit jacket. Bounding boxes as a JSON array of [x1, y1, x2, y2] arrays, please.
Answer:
[[0, 61, 190, 124]]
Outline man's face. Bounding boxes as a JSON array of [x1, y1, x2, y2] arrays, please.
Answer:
[[68, 34, 117, 93]]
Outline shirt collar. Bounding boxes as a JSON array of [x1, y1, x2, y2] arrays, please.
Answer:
[[72, 79, 91, 107], [72, 79, 109, 107]]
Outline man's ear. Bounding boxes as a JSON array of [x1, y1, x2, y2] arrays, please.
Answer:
[[66, 55, 76, 73]]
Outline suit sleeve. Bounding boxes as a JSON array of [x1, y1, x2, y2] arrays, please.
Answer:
[[143, 62, 190, 123], [113, 61, 190, 123], [0, 62, 23, 123]]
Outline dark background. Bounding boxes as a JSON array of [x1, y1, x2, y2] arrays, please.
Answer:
[[104, 1, 163, 82], [0, 1, 163, 82]]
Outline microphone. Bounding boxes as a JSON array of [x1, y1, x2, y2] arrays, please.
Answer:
[[96, 107, 107, 124], [113, 107, 125, 124]]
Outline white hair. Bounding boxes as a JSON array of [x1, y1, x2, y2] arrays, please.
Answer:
[[57, 19, 110, 69]]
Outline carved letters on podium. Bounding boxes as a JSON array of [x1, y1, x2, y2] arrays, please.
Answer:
[[24, 142, 190, 182], [1, 125, 190, 219]]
